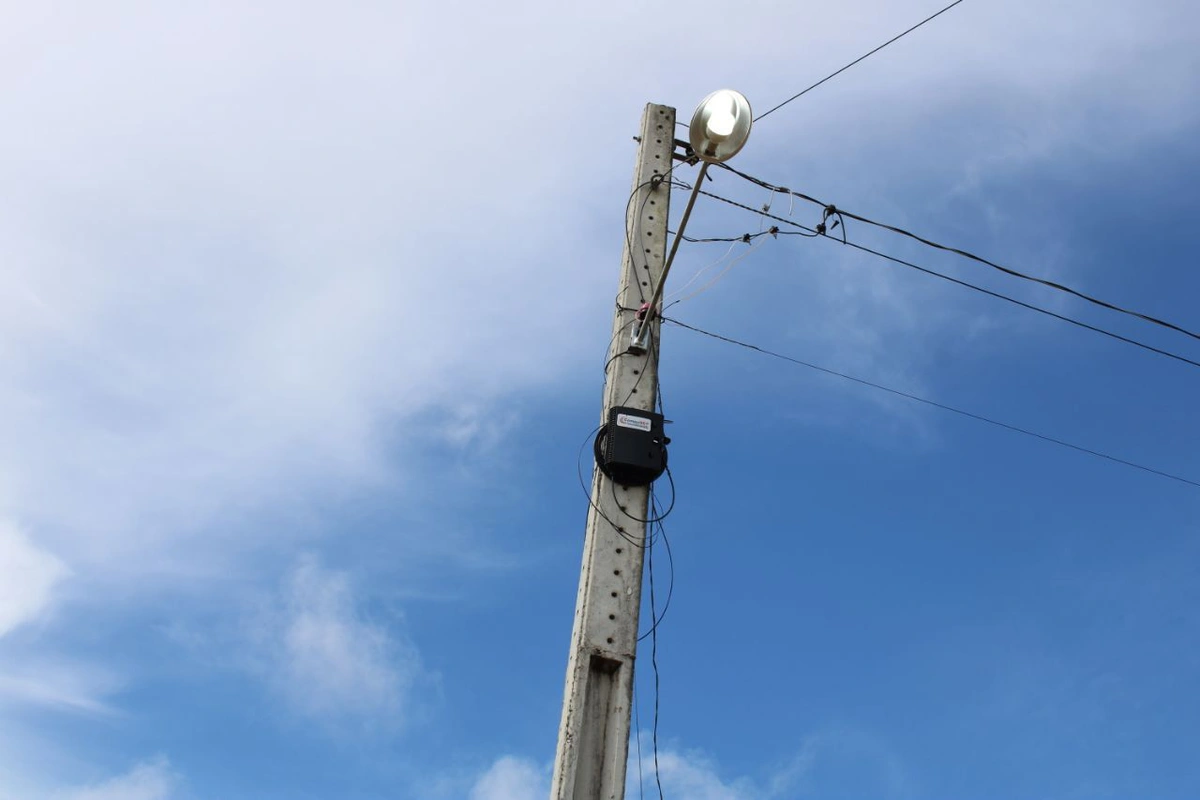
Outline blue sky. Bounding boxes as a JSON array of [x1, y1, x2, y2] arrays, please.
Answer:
[[3, 1, 1200, 798]]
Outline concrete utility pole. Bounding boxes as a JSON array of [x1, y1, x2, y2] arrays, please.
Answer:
[[550, 103, 676, 800]]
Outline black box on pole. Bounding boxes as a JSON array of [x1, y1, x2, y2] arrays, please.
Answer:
[[596, 406, 668, 487]]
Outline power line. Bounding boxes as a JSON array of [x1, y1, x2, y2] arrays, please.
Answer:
[[663, 316, 1200, 491], [648, 490, 667, 800], [634, 685, 645, 800], [691, 188, 1200, 372], [638, 510, 674, 643], [667, 236, 772, 308], [755, 0, 967, 123], [717, 164, 1200, 343], [669, 227, 816, 244]]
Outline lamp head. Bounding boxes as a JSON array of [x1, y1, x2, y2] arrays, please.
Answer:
[[688, 89, 752, 163]]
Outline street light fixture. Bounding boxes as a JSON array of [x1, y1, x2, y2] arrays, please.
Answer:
[[689, 89, 753, 164], [630, 89, 752, 352]]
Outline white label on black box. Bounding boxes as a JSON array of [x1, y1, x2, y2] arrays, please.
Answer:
[[616, 413, 652, 432]]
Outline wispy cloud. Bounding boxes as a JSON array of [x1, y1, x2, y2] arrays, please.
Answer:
[[469, 757, 548, 800], [55, 756, 177, 800], [638, 746, 757, 800], [623, 727, 912, 800], [0, 0, 1194, 609], [0, 662, 119, 716], [248, 556, 423, 726], [0, 520, 68, 638], [767, 727, 913, 799]]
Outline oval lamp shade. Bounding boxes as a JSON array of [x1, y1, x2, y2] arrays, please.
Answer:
[[688, 89, 752, 163]]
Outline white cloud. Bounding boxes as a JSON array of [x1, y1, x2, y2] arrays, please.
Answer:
[[252, 556, 421, 724], [469, 748, 751, 800], [57, 757, 177, 800], [469, 757, 548, 800], [0, 520, 68, 638], [0, 0, 1194, 585], [0, 0, 1191, 604], [767, 728, 913, 799], [640, 747, 756, 800], [618, 727, 912, 800], [467, 748, 760, 800], [0, 662, 118, 716]]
